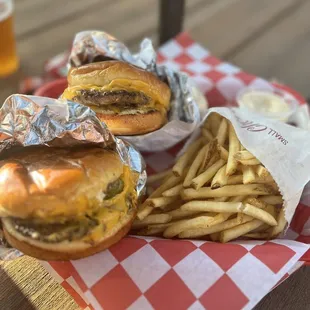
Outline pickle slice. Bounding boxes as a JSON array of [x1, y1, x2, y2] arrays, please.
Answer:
[[104, 178, 124, 200]]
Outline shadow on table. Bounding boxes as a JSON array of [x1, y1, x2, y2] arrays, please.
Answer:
[[0, 266, 35, 310]]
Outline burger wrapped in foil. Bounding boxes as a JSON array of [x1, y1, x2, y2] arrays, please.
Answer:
[[64, 31, 207, 152], [0, 94, 146, 260]]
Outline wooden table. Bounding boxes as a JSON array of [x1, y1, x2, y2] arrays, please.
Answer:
[[0, 0, 309, 309]]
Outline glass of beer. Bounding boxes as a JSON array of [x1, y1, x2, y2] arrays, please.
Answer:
[[0, 0, 19, 77]]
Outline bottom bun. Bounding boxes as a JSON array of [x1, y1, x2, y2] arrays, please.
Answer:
[[3, 212, 135, 261], [96, 110, 167, 135]]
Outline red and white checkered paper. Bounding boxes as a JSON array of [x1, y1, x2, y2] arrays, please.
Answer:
[[40, 33, 310, 310]]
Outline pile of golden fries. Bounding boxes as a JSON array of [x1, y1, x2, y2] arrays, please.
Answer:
[[133, 113, 287, 243]]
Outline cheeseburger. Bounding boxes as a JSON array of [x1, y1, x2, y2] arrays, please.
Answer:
[[61, 61, 171, 135], [0, 146, 137, 260]]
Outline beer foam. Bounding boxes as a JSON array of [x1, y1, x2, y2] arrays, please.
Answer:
[[0, 1, 13, 22]]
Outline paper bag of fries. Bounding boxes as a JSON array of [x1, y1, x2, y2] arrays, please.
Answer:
[[135, 107, 310, 242]]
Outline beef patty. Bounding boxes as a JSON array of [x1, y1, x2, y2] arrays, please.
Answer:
[[73, 89, 151, 107], [12, 216, 99, 243]]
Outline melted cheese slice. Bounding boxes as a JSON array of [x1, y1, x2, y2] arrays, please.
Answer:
[[83, 166, 136, 243], [3, 166, 137, 251]]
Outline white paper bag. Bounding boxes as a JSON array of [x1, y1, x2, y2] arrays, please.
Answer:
[[198, 107, 310, 225]]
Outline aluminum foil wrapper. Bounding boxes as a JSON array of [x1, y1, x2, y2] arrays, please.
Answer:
[[68, 31, 207, 152], [0, 94, 146, 260]]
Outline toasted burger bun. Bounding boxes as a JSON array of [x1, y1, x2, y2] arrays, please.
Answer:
[[0, 147, 124, 219], [96, 110, 166, 135], [2, 211, 135, 261], [0, 146, 138, 260], [67, 61, 171, 109], [62, 61, 171, 135]]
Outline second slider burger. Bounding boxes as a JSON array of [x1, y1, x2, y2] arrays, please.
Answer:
[[0, 146, 137, 260], [62, 61, 171, 135]]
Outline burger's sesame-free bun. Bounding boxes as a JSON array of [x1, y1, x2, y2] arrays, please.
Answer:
[[0, 147, 123, 219], [0, 146, 138, 260], [62, 61, 171, 135], [95, 109, 166, 135]]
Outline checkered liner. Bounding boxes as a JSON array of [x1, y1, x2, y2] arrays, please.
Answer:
[[40, 33, 310, 310]]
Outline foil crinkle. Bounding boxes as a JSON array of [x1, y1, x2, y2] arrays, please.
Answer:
[[68, 31, 207, 152], [0, 94, 146, 260]]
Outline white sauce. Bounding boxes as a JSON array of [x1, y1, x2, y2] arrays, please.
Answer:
[[239, 91, 290, 114]]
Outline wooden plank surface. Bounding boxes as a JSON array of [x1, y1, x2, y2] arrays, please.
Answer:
[[231, 0, 310, 95], [0, 0, 310, 309], [13, 0, 215, 75], [255, 266, 310, 310], [0, 0, 214, 101], [14, 0, 106, 38], [188, 0, 305, 58], [14, 0, 157, 74], [1, 257, 78, 310], [0, 0, 158, 101]]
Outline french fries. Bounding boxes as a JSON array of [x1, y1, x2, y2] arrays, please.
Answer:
[[136, 205, 154, 221], [216, 118, 228, 146], [137, 175, 182, 220], [162, 184, 183, 197], [242, 204, 277, 226], [181, 201, 242, 213], [132, 214, 172, 229], [227, 175, 243, 185], [135, 113, 286, 243], [229, 195, 246, 202], [167, 208, 203, 220], [237, 158, 261, 166], [191, 159, 226, 190], [208, 113, 222, 136], [164, 213, 228, 238], [146, 169, 172, 185], [269, 208, 287, 237], [242, 166, 256, 184], [210, 232, 220, 241], [256, 165, 271, 179], [136, 220, 188, 236], [226, 124, 240, 175], [182, 184, 275, 200], [198, 140, 218, 174], [211, 164, 228, 188], [183, 144, 209, 187], [147, 196, 178, 208], [173, 138, 203, 177], [245, 232, 269, 239], [218, 145, 229, 160], [259, 195, 283, 205], [234, 150, 255, 161], [202, 128, 213, 142], [220, 219, 263, 243], [179, 214, 252, 238], [181, 201, 277, 226], [214, 196, 229, 202]]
